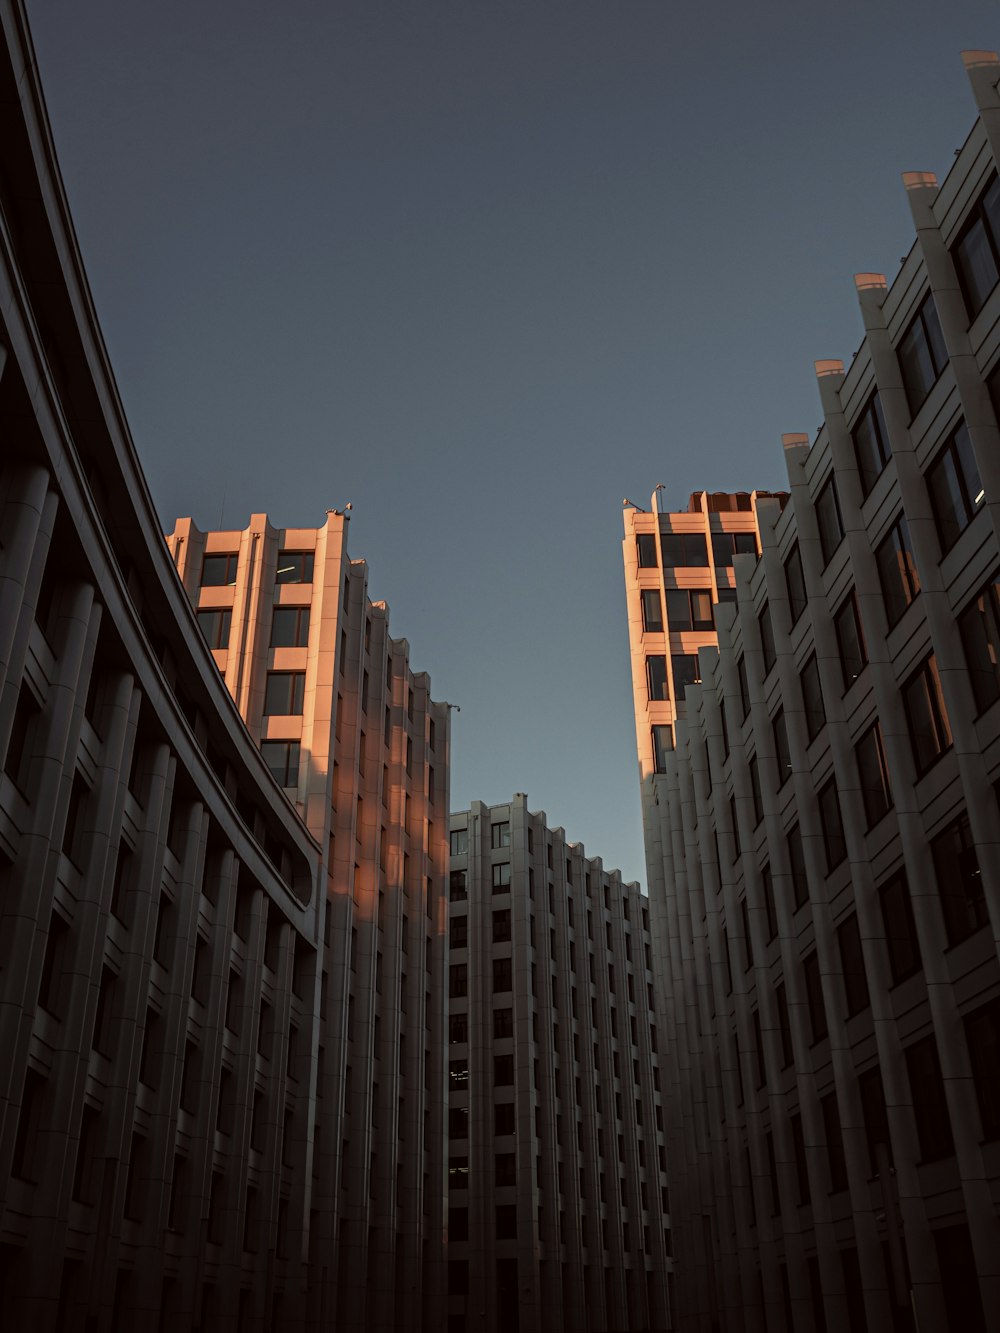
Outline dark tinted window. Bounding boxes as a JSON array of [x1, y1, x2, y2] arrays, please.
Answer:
[[818, 779, 847, 871], [952, 173, 1000, 316], [758, 603, 776, 674], [800, 654, 825, 742], [270, 606, 310, 647], [636, 533, 658, 568], [855, 722, 892, 827], [784, 543, 807, 623], [275, 551, 314, 584], [902, 655, 952, 773], [640, 589, 663, 632], [646, 656, 669, 701], [898, 294, 948, 416], [879, 871, 921, 985], [932, 811, 986, 945], [837, 913, 870, 1017], [875, 514, 920, 627], [659, 531, 709, 567], [964, 998, 1000, 1141], [958, 573, 1000, 713], [852, 391, 891, 495], [201, 553, 238, 586], [904, 1036, 954, 1162], [833, 590, 867, 691], [926, 422, 985, 552], [815, 478, 844, 565]]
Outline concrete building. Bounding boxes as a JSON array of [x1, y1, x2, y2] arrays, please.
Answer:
[[167, 515, 452, 1333], [446, 796, 671, 1333], [622, 50, 1000, 1333]]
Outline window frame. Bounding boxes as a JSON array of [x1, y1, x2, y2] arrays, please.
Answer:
[[897, 293, 948, 418], [926, 422, 985, 553], [851, 390, 892, 496], [958, 572, 1000, 715], [875, 513, 920, 628], [902, 654, 952, 776]]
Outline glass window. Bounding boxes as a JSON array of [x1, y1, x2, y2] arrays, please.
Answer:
[[875, 514, 920, 627], [822, 1091, 848, 1192], [197, 607, 232, 649], [748, 754, 763, 826], [932, 811, 987, 945], [492, 957, 512, 993], [711, 530, 758, 566], [898, 293, 948, 416], [758, 603, 776, 674], [260, 740, 299, 787], [491, 821, 511, 849], [761, 864, 777, 942], [493, 909, 511, 943], [275, 551, 314, 584], [959, 574, 1000, 713], [659, 531, 709, 568], [784, 543, 807, 623], [855, 722, 892, 827], [451, 916, 468, 948], [636, 533, 658, 568], [904, 1036, 954, 1162], [815, 477, 844, 566], [671, 653, 701, 696], [952, 174, 1000, 317], [803, 951, 827, 1043], [902, 655, 952, 774], [495, 1101, 516, 1134], [640, 589, 663, 633], [201, 553, 238, 586], [666, 588, 712, 631], [737, 655, 750, 719], [450, 828, 468, 856], [787, 822, 808, 910], [492, 862, 511, 892], [833, 590, 867, 691], [837, 913, 870, 1017], [646, 655, 669, 701], [449, 965, 468, 999], [800, 654, 825, 742], [879, 871, 921, 986], [449, 869, 468, 902], [449, 1013, 468, 1043], [818, 779, 847, 872], [651, 725, 670, 774], [926, 422, 985, 552], [772, 708, 791, 785], [494, 1054, 514, 1086], [264, 671, 305, 716], [858, 1067, 891, 1174], [851, 391, 891, 496], [963, 997, 1000, 1141], [269, 605, 310, 648], [690, 590, 714, 630]]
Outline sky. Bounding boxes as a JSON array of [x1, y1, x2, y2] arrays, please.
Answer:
[[25, 0, 1000, 887]]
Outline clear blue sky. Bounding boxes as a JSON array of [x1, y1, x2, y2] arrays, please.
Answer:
[[26, 0, 999, 886]]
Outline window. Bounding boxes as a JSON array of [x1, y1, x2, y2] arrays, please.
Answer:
[[758, 603, 776, 674], [833, 590, 867, 690], [493, 958, 512, 993], [495, 1152, 516, 1187], [646, 655, 669, 701], [761, 865, 777, 942], [815, 477, 844, 566], [449, 965, 468, 999], [904, 1036, 954, 1161], [449, 1013, 468, 1044], [959, 574, 1000, 712], [492, 863, 511, 892], [449, 869, 468, 902], [875, 514, 920, 627], [450, 828, 468, 856], [493, 909, 511, 943], [651, 725, 670, 775], [495, 1203, 517, 1239], [729, 795, 741, 861], [772, 708, 791, 785], [636, 533, 658, 568], [837, 913, 870, 1017], [275, 551, 314, 584], [671, 654, 701, 695], [659, 531, 708, 567], [790, 1112, 810, 1206], [640, 589, 663, 632], [855, 722, 892, 827], [964, 998, 1000, 1140], [817, 779, 846, 872], [711, 530, 758, 566], [493, 1007, 513, 1038], [859, 1064, 891, 1174], [879, 871, 921, 985], [495, 1102, 516, 1135], [784, 543, 807, 623], [197, 608, 232, 649], [852, 392, 891, 495], [491, 822, 511, 849], [775, 982, 793, 1068], [903, 655, 952, 774], [803, 951, 827, 1042], [952, 173, 1000, 316], [737, 655, 751, 719], [665, 588, 714, 631], [821, 1091, 848, 1192], [201, 553, 238, 586], [260, 740, 299, 787], [898, 293, 948, 415], [494, 1054, 514, 1086], [799, 654, 824, 742], [748, 754, 763, 826], [787, 822, 808, 910], [448, 1157, 469, 1191], [451, 916, 468, 948], [264, 671, 305, 715], [932, 811, 986, 945], [270, 606, 310, 647], [926, 423, 985, 552]]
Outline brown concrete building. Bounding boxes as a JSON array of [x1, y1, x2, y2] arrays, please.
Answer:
[[622, 50, 1000, 1333]]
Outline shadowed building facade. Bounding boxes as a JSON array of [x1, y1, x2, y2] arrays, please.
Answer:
[[622, 50, 1000, 1333], [446, 795, 671, 1333]]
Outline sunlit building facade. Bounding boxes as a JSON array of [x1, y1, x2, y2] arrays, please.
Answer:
[[622, 50, 1000, 1333], [446, 796, 671, 1333]]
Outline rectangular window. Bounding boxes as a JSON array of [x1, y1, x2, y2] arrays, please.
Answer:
[[263, 671, 305, 715], [952, 173, 1000, 316], [852, 391, 891, 495], [651, 725, 670, 774], [791, 1112, 810, 1206], [492, 957, 512, 993], [659, 531, 709, 567], [449, 964, 468, 999], [640, 589, 663, 632], [855, 722, 892, 827], [758, 603, 776, 674], [772, 708, 791, 785], [737, 655, 751, 719], [201, 553, 238, 586], [748, 754, 763, 826], [275, 551, 314, 584], [903, 655, 952, 774], [646, 655, 669, 701], [492, 862, 511, 891], [450, 916, 468, 948], [449, 869, 468, 901], [775, 981, 793, 1068], [495, 1152, 517, 1187], [858, 1066, 891, 1174], [449, 1013, 468, 1043], [803, 951, 827, 1043], [672, 653, 701, 696], [787, 822, 808, 910], [879, 870, 921, 985], [905, 1035, 954, 1162], [932, 811, 986, 945], [959, 573, 1000, 713], [270, 606, 310, 647], [712, 530, 758, 566], [494, 1054, 514, 1087], [493, 1007, 513, 1039], [875, 514, 920, 627], [784, 543, 807, 623], [491, 821, 511, 849], [729, 795, 741, 861], [964, 997, 1000, 1141], [815, 477, 844, 566], [260, 740, 300, 787], [761, 865, 777, 942], [495, 1102, 516, 1135], [927, 422, 985, 552], [821, 1091, 848, 1192], [833, 590, 867, 691], [197, 607, 232, 649], [636, 533, 658, 568], [799, 654, 824, 742], [818, 779, 847, 871], [837, 913, 870, 1017], [898, 293, 948, 416], [450, 828, 468, 856], [493, 909, 511, 942]]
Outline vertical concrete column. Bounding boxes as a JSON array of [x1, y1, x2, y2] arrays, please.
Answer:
[[0, 461, 50, 694], [962, 50, 1000, 171]]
